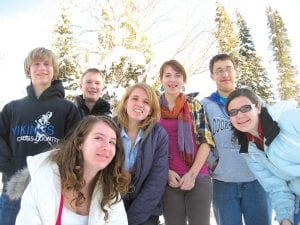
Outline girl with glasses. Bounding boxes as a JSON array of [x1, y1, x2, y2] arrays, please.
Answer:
[[226, 88, 300, 225]]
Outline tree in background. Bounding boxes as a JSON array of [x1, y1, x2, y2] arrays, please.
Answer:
[[52, 3, 81, 98], [236, 10, 274, 104], [266, 6, 300, 103], [214, 1, 240, 64], [91, 0, 155, 107], [52, 0, 217, 102]]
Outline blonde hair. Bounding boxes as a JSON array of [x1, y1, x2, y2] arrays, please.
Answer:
[[116, 83, 161, 130], [24, 47, 59, 79], [80, 68, 105, 83]]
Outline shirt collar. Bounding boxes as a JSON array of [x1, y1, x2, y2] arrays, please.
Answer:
[[246, 119, 264, 150], [121, 127, 144, 141]]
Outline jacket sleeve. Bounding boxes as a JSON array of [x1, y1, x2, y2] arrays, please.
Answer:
[[190, 99, 215, 171], [196, 106, 214, 147], [15, 181, 42, 225], [126, 127, 169, 225], [243, 152, 295, 223], [0, 104, 26, 174]]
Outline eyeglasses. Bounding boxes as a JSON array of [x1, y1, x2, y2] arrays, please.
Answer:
[[214, 66, 235, 76], [228, 104, 256, 117]]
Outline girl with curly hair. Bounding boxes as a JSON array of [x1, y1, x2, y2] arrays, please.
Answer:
[[15, 116, 131, 225]]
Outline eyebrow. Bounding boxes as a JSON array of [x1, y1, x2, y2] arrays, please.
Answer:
[[131, 94, 149, 100], [94, 132, 116, 140], [164, 72, 181, 74], [215, 65, 233, 69]]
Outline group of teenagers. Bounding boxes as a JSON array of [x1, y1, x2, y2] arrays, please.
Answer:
[[0, 47, 299, 225]]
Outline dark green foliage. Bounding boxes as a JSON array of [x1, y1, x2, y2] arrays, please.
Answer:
[[236, 10, 274, 104]]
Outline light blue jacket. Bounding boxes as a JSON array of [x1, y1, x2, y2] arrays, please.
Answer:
[[241, 105, 300, 223]]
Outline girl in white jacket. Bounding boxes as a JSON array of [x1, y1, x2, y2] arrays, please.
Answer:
[[15, 116, 131, 225]]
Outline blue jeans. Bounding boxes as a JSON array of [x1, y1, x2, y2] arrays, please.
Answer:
[[0, 192, 21, 225], [212, 179, 272, 225]]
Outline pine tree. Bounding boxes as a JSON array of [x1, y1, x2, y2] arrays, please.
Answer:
[[236, 10, 274, 104], [214, 1, 240, 64], [52, 4, 81, 97], [96, 0, 154, 108], [266, 6, 300, 102], [121, 0, 153, 64]]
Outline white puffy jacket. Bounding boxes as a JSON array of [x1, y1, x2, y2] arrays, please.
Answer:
[[15, 151, 128, 225]]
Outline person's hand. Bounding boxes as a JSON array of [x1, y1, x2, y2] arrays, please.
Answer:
[[280, 219, 292, 225], [168, 170, 181, 188], [179, 172, 196, 190]]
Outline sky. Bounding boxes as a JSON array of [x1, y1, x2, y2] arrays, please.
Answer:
[[0, 0, 299, 106]]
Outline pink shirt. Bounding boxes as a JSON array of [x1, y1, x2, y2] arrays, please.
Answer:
[[159, 118, 208, 176]]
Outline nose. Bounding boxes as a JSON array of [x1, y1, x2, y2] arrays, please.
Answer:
[[38, 64, 47, 70], [236, 110, 244, 117], [135, 100, 144, 108], [170, 75, 177, 81], [100, 140, 109, 151], [90, 82, 97, 88], [221, 71, 230, 77]]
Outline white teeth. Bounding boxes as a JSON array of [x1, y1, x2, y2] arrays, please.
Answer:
[[133, 109, 143, 113]]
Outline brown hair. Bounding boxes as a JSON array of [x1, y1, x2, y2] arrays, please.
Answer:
[[159, 59, 187, 82], [209, 53, 236, 74], [116, 83, 161, 130], [24, 47, 59, 79], [226, 88, 260, 113], [49, 116, 130, 220], [226, 88, 260, 148]]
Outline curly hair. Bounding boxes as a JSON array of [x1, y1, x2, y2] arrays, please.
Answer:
[[116, 83, 161, 131], [48, 116, 131, 220]]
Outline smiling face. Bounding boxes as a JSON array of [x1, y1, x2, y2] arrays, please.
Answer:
[[227, 96, 261, 135], [160, 65, 184, 97], [80, 72, 104, 103], [125, 87, 151, 124], [80, 121, 116, 174], [29, 58, 54, 89], [211, 59, 237, 97]]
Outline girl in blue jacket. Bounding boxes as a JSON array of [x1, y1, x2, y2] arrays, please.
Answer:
[[226, 88, 300, 225], [115, 83, 169, 225]]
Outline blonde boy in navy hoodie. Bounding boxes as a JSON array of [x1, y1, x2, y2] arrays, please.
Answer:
[[0, 47, 81, 225]]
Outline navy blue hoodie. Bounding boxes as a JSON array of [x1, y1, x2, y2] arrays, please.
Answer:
[[0, 80, 81, 189]]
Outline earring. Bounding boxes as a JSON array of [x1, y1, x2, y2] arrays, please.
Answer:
[[182, 86, 185, 92], [160, 85, 165, 92]]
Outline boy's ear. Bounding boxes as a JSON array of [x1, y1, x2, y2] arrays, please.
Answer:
[[210, 73, 215, 81]]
